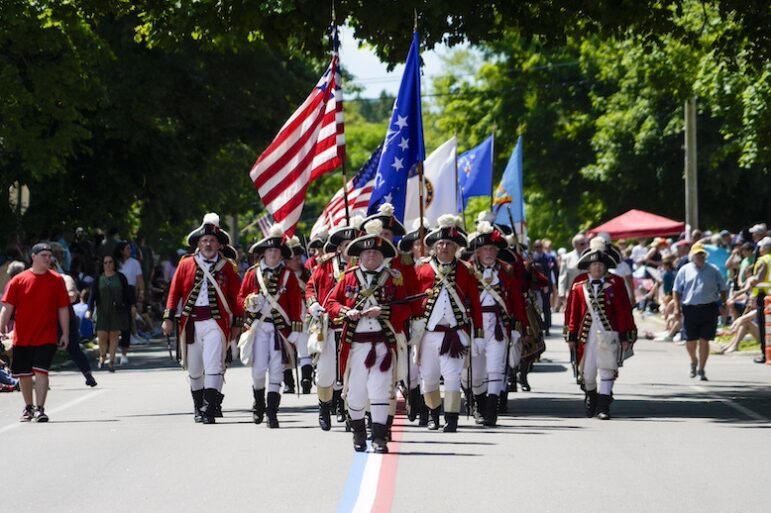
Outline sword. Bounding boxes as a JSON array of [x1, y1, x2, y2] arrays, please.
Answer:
[[294, 343, 300, 398]]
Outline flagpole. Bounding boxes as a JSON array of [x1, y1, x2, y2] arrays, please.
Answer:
[[453, 137, 467, 231], [332, 2, 351, 223], [490, 125, 496, 210], [410, 9, 427, 256]]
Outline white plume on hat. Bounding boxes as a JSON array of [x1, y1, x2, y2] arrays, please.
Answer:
[[314, 227, 328, 240], [505, 234, 517, 246], [365, 219, 384, 236], [378, 203, 395, 216], [589, 237, 606, 251], [477, 221, 493, 234], [411, 217, 430, 231], [287, 235, 301, 248], [597, 231, 612, 243], [476, 211, 495, 224], [268, 225, 283, 238], [350, 215, 365, 230], [203, 212, 220, 226], [438, 214, 459, 229]]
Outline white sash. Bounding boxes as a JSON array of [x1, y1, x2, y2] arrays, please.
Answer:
[[194, 257, 232, 318], [255, 266, 291, 326], [428, 260, 468, 322]]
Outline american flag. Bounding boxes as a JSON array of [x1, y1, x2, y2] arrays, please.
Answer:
[[248, 28, 345, 236], [310, 144, 383, 238]]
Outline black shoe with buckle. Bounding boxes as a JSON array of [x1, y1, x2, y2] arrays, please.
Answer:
[[318, 400, 332, 431], [371, 423, 389, 454], [350, 418, 367, 452], [283, 369, 295, 394], [427, 407, 441, 431], [442, 412, 458, 432]]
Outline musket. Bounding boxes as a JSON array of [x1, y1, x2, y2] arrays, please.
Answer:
[[331, 292, 429, 324], [570, 345, 578, 382], [166, 334, 173, 361], [174, 315, 181, 363]]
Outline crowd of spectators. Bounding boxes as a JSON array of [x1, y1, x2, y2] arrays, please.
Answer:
[[551, 222, 770, 366], [0, 228, 191, 389]]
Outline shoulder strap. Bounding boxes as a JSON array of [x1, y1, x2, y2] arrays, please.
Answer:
[[429, 259, 468, 317], [255, 266, 291, 326], [194, 257, 233, 318]]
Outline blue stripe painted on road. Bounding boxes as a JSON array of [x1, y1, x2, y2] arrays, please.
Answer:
[[336, 446, 369, 513]]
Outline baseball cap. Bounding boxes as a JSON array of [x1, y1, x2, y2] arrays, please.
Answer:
[[31, 243, 52, 255], [749, 223, 767, 234]]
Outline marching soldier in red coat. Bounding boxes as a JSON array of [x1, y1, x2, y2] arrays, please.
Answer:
[[304, 216, 364, 430], [326, 220, 411, 453], [565, 238, 637, 420], [237, 226, 303, 428], [286, 235, 314, 394], [162, 213, 244, 424], [362, 203, 418, 435], [304, 228, 328, 273], [412, 215, 484, 432], [465, 221, 529, 426]]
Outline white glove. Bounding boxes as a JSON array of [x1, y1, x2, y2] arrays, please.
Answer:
[[346, 309, 362, 321], [409, 318, 427, 345], [308, 302, 325, 318], [472, 338, 485, 357], [288, 332, 300, 344], [246, 294, 265, 313]]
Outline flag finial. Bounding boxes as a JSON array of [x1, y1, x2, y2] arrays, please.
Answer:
[[413, 9, 418, 31]]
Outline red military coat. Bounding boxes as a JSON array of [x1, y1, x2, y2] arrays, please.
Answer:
[[326, 266, 411, 375], [469, 258, 529, 334], [305, 254, 348, 308], [165, 254, 244, 340], [238, 263, 303, 338], [414, 257, 484, 338], [565, 274, 637, 365]]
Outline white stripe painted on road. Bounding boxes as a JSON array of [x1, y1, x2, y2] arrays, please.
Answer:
[[351, 449, 383, 513], [0, 389, 108, 435], [691, 385, 768, 422]]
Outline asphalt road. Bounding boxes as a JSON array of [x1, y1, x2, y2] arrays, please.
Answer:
[[3, 313, 769, 513]]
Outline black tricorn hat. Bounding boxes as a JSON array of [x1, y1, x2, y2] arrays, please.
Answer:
[[186, 213, 231, 247], [344, 220, 397, 259], [363, 203, 406, 237], [324, 215, 364, 253], [425, 214, 467, 248], [249, 225, 291, 259], [287, 235, 305, 257], [398, 217, 430, 253], [576, 238, 617, 270], [468, 221, 508, 251]]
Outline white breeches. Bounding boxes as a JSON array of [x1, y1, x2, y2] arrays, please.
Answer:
[[293, 332, 312, 366], [419, 331, 463, 394], [186, 319, 224, 391], [251, 323, 284, 393], [582, 334, 616, 395], [315, 329, 342, 390], [345, 342, 393, 425], [462, 331, 507, 396]]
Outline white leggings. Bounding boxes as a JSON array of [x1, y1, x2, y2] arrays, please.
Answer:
[[582, 337, 616, 395], [186, 319, 224, 391], [419, 331, 463, 394], [315, 329, 343, 390], [251, 324, 284, 393], [345, 342, 393, 425]]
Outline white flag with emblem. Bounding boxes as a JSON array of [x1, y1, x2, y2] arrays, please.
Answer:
[[404, 136, 458, 230]]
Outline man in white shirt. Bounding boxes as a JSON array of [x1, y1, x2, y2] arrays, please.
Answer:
[[557, 233, 588, 309]]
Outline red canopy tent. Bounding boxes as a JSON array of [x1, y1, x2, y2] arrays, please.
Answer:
[[587, 209, 685, 240]]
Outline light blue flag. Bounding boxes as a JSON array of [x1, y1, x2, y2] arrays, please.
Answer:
[[457, 135, 493, 209], [495, 136, 525, 226], [368, 32, 425, 221]]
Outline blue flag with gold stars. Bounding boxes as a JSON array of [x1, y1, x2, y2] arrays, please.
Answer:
[[368, 31, 425, 221], [457, 135, 493, 210]]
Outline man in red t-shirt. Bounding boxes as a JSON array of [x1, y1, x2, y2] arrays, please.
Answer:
[[0, 243, 70, 422]]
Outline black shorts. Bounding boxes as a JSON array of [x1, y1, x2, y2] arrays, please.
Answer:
[[682, 303, 719, 341], [11, 344, 58, 377]]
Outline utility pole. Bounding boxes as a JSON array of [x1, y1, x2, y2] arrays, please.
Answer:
[[684, 97, 698, 237]]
